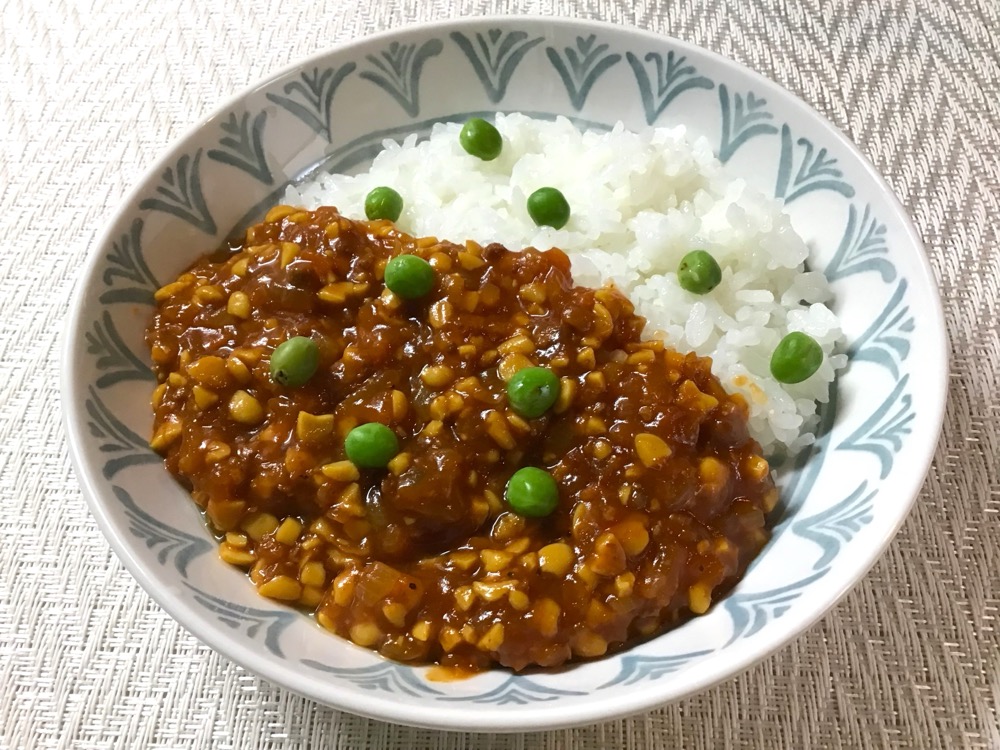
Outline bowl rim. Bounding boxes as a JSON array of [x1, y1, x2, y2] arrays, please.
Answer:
[[62, 14, 950, 731]]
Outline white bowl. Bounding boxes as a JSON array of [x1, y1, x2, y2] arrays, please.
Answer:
[[63, 17, 947, 732]]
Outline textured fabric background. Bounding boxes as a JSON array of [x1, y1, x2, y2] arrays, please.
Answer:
[[1, 0, 998, 747]]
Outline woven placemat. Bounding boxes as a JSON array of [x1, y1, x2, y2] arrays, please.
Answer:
[[1, 0, 997, 747]]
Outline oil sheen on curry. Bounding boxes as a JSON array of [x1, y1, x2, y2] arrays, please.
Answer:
[[147, 205, 777, 672]]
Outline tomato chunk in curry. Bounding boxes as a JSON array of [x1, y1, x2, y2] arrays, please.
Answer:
[[146, 205, 777, 671]]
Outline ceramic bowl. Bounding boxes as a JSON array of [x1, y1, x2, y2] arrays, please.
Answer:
[[64, 17, 947, 731]]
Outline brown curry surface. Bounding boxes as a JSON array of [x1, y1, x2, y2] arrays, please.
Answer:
[[146, 205, 776, 671]]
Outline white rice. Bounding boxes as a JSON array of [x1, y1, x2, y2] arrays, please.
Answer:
[[285, 113, 847, 457]]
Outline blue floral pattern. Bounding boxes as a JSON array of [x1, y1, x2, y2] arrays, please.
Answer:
[[207, 110, 274, 185], [139, 149, 217, 235], [185, 584, 298, 658], [450, 29, 543, 102], [360, 40, 444, 117], [791, 481, 876, 571], [100, 219, 158, 305], [626, 50, 713, 125], [837, 376, 915, 479], [598, 650, 713, 688], [302, 660, 445, 697], [439, 675, 586, 704], [114, 486, 212, 576], [717, 85, 778, 164], [85, 311, 155, 389], [266, 64, 356, 142], [74, 22, 928, 711], [85, 387, 160, 479], [723, 569, 829, 645], [545, 35, 622, 110], [775, 124, 856, 203], [826, 203, 895, 282], [850, 280, 913, 379]]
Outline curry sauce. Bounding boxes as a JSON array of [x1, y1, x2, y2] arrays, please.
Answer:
[[146, 205, 777, 671]]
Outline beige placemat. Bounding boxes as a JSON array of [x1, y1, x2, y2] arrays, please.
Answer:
[[1, 0, 997, 747]]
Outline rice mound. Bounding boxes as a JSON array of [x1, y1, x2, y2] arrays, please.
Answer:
[[285, 113, 847, 456]]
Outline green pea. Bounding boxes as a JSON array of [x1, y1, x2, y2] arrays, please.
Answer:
[[384, 254, 435, 299], [269, 336, 319, 387], [770, 332, 824, 384], [505, 467, 559, 517], [365, 186, 403, 222], [507, 367, 560, 418], [677, 250, 722, 294], [344, 423, 399, 469], [526, 187, 570, 230], [459, 118, 503, 161]]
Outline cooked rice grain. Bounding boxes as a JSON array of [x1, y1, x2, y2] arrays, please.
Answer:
[[285, 113, 847, 455]]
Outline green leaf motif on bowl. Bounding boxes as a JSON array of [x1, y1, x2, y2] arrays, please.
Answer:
[[627, 50, 714, 125], [360, 39, 444, 118], [791, 481, 876, 571], [185, 583, 298, 658], [207, 110, 274, 185], [265, 64, 356, 142], [301, 660, 445, 698], [450, 29, 544, 103], [775, 125, 856, 203], [114, 485, 212, 576], [723, 568, 829, 646], [85, 310, 153, 389], [100, 219, 160, 305], [85, 386, 159, 479], [717, 84, 778, 163], [545, 35, 622, 111], [439, 674, 586, 704], [139, 149, 217, 235], [100, 219, 159, 305], [597, 650, 713, 689], [836, 376, 915, 479], [826, 203, 895, 281], [849, 280, 913, 380]]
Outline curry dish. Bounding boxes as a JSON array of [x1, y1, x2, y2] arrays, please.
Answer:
[[147, 205, 777, 671]]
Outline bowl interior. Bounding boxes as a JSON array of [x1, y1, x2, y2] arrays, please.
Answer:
[[64, 17, 947, 731]]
